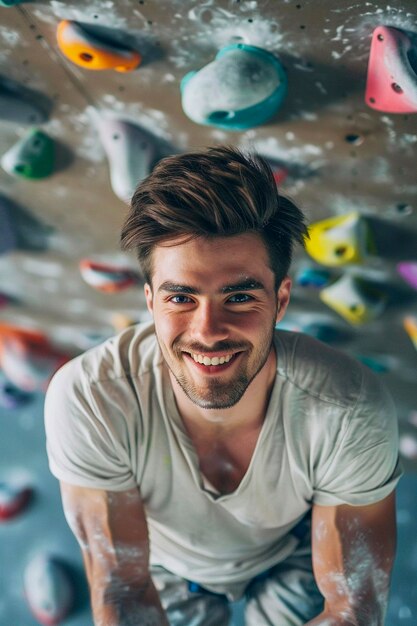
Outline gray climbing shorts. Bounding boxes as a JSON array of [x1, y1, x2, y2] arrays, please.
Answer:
[[151, 521, 324, 626]]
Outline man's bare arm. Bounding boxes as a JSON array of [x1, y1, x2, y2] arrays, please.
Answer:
[[306, 491, 397, 626], [60, 482, 169, 626]]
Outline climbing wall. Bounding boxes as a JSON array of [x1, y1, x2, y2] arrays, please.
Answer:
[[1, 1, 417, 624]]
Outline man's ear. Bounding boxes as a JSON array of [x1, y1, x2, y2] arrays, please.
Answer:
[[144, 283, 153, 315], [276, 277, 291, 324]]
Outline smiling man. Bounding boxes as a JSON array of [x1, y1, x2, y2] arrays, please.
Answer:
[[45, 146, 402, 626]]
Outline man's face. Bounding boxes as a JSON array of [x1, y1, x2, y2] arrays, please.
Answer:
[[144, 233, 291, 410]]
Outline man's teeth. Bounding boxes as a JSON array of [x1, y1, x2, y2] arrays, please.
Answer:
[[191, 353, 234, 366]]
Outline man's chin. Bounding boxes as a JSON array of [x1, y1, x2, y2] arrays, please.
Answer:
[[165, 353, 257, 409], [186, 394, 242, 410], [178, 379, 248, 410]]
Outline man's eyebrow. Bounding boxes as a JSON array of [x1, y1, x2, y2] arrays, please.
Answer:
[[157, 278, 266, 294]]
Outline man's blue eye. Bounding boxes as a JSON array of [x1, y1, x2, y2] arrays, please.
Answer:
[[170, 295, 192, 304], [228, 293, 252, 303], [169, 294, 253, 304]]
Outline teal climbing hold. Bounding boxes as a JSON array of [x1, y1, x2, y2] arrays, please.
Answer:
[[354, 354, 390, 373], [1, 129, 55, 179], [181, 43, 287, 130], [0, 0, 26, 6]]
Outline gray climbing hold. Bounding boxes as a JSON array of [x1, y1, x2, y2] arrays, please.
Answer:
[[0, 77, 48, 125], [95, 117, 158, 202], [0, 199, 17, 255], [24, 554, 74, 625], [0, 194, 53, 254]]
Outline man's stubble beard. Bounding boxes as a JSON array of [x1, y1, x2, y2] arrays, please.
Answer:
[[155, 320, 277, 410]]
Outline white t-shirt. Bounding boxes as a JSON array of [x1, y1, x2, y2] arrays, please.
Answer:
[[44, 322, 402, 599]]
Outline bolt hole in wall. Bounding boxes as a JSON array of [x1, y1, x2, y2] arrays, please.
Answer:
[[344, 133, 364, 145], [396, 203, 412, 215], [209, 111, 234, 121]]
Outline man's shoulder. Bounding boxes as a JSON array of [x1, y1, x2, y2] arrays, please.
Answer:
[[50, 320, 160, 391], [274, 329, 368, 409]]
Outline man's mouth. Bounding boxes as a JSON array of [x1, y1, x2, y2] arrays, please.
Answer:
[[182, 351, 241, 371]]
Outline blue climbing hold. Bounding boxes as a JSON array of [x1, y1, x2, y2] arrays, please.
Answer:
[[295, 267, 332, 288], [181, 43, 287, 130], [0, 373, 33, 409]]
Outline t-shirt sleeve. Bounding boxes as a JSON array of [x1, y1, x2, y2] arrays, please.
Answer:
[[44, 357, 138, 491], [312, 366, 403, 506]]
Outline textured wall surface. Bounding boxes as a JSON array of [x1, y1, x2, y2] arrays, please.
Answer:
[[0, 1, 416, 624]]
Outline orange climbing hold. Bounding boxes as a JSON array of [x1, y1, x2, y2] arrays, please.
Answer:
[[56, 20, 141, 72], [403, 316, 417, 351], [365, 25, 417, 113]]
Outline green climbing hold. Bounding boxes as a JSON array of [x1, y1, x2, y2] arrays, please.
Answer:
[[1, 129, 55, 179]]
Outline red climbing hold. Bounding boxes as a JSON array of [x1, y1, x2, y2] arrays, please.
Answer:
[[79, 259, 140, 292], [272, 166, 288, 185], [0, 324, 69, 392], [0, 482, 32, 520], [366, 25, 417, 113]]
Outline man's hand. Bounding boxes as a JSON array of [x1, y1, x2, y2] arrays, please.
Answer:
[[60, 482, 169, 626], [306, 491, 396, 626]]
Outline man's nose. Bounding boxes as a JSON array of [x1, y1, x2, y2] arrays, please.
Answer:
[[190, 301, 229, 344]]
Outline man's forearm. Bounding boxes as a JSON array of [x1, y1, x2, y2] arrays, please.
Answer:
[[91, 577, 169, 626], [305, 612, 357, 626], [305, 606, 384, 626]]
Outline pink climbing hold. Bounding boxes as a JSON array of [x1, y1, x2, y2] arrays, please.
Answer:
[[365, 25, 417, 113], [397, 261, 417, 290], [0, 481, 32, 520]]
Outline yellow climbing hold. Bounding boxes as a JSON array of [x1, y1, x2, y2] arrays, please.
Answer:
[[320, 274, 386, 325], [305, 212, 371, 267]]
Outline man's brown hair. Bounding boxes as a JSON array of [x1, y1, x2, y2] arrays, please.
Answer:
[[121, 145, 308, 288]]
